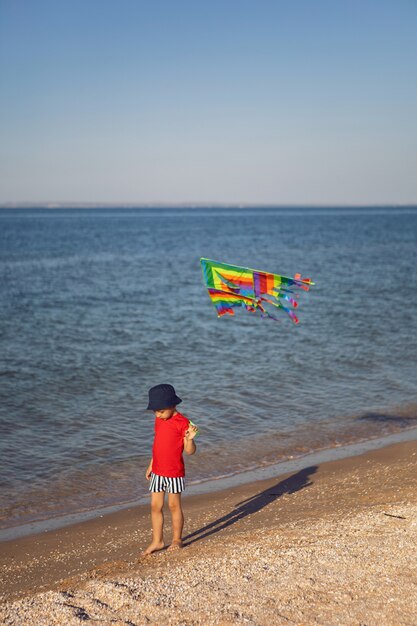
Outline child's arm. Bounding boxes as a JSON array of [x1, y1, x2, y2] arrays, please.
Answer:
[[145, 458, 153, 480], [184, 424, 198, 455]]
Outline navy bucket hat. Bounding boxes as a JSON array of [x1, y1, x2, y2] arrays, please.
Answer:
[[147, 384, 182, 410]]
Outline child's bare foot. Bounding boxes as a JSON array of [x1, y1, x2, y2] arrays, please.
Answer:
[[168, 539, 183, 551], [142, 540, 165, 556]]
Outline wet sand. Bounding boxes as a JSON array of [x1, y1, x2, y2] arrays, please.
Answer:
[[1, 439, 416, 625]]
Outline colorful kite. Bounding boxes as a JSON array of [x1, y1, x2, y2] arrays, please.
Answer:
[[200, 258, 314, 324]]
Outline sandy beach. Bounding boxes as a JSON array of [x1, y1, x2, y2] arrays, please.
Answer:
[[1, 438, 416, 625]]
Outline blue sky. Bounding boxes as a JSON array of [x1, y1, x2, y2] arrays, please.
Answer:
[[0, 0, 416, 205]]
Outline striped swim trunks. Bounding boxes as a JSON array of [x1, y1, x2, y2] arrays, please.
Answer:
[[149, 472, 185, 494]]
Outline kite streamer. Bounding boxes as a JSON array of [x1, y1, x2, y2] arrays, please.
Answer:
[[200, 258, 314, 324]]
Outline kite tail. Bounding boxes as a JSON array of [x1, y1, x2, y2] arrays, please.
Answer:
[[278, 302, 299, 324], [258, 296, 299, 323], [260, 295, 298, 310], [277, 293, 298, 308], [270, 299, 299, 323], [272, 287, 302, 305], [294, 273, 314, 291]]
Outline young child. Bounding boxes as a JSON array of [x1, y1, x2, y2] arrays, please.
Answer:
[[143, 383, 198, 555]]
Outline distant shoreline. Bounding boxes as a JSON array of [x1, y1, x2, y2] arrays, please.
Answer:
[[1, 203, 417, 210]]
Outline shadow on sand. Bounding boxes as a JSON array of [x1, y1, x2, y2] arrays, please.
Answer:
[[183, 465, 318, 547]]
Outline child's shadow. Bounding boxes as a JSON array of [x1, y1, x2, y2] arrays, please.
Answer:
[[183, 465, 317, 546]]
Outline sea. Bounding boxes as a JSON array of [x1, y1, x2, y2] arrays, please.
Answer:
[[1, 206, 417, 536]]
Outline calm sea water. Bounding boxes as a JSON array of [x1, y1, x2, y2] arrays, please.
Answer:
[[1, 207, 417, 530]]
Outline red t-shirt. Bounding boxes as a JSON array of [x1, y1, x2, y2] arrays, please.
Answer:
[[152, 411, 190, 478]]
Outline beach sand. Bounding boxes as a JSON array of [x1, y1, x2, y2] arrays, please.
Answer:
[[1, 439, 416, 625]]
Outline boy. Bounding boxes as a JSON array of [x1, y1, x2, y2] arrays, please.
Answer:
[[143, 383, 198, 555]]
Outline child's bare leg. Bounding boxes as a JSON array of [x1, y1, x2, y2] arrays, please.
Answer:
[[167, 492, 184, 550], [143, 491, 165, 555]]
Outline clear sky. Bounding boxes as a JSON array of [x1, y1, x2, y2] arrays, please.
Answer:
[[0, 0, 416, 205]]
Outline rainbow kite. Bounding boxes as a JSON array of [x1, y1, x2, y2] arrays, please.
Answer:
[[200, 258, 314, 324]]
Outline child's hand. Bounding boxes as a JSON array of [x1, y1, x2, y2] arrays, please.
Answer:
[[145, 465, 152, 480], [184, 424, 199, 441]]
